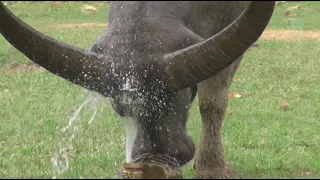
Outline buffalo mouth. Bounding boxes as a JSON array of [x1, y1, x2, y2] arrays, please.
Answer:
[[119, 154, 182, 179], [133, 153, 180, 167]]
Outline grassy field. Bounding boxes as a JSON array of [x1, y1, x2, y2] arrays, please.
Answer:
[[1, 1, 320, 179]]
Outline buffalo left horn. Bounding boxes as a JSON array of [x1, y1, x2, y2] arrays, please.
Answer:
[[0, 2, 117, 96]]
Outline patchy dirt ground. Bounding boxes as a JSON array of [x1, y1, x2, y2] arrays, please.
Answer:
[[43, 23, 320, 42], [0, 63, 46, 74], [260, 30, 320, 41], [52, 23, 107, 28]]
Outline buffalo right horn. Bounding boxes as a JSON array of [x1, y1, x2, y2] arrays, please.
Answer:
[[164, 1, 276, 90]]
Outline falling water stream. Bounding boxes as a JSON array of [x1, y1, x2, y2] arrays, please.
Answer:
[[123, 117, 137, 163], [50, 90, 104, 179]]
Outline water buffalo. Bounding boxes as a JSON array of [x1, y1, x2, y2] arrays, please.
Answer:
[[0, 1, 275, 178]]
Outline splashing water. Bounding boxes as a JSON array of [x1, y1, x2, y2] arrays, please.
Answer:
[[51, 90, 104, 179], [51, 74, 142, 177]]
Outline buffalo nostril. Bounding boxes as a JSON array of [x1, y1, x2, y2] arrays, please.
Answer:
[[119, 109, 127, 117]]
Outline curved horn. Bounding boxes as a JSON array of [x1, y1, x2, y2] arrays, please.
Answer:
[[0, 2, 116, 96], [164, 1, 276, 89]]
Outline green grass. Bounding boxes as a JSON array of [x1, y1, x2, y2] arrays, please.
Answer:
[[1, 1, 320, 179], [2, 1, 109, 26], [267, 1, 320, 31]]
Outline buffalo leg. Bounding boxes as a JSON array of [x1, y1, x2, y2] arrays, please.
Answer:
[[194, 58, 241, 179]]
